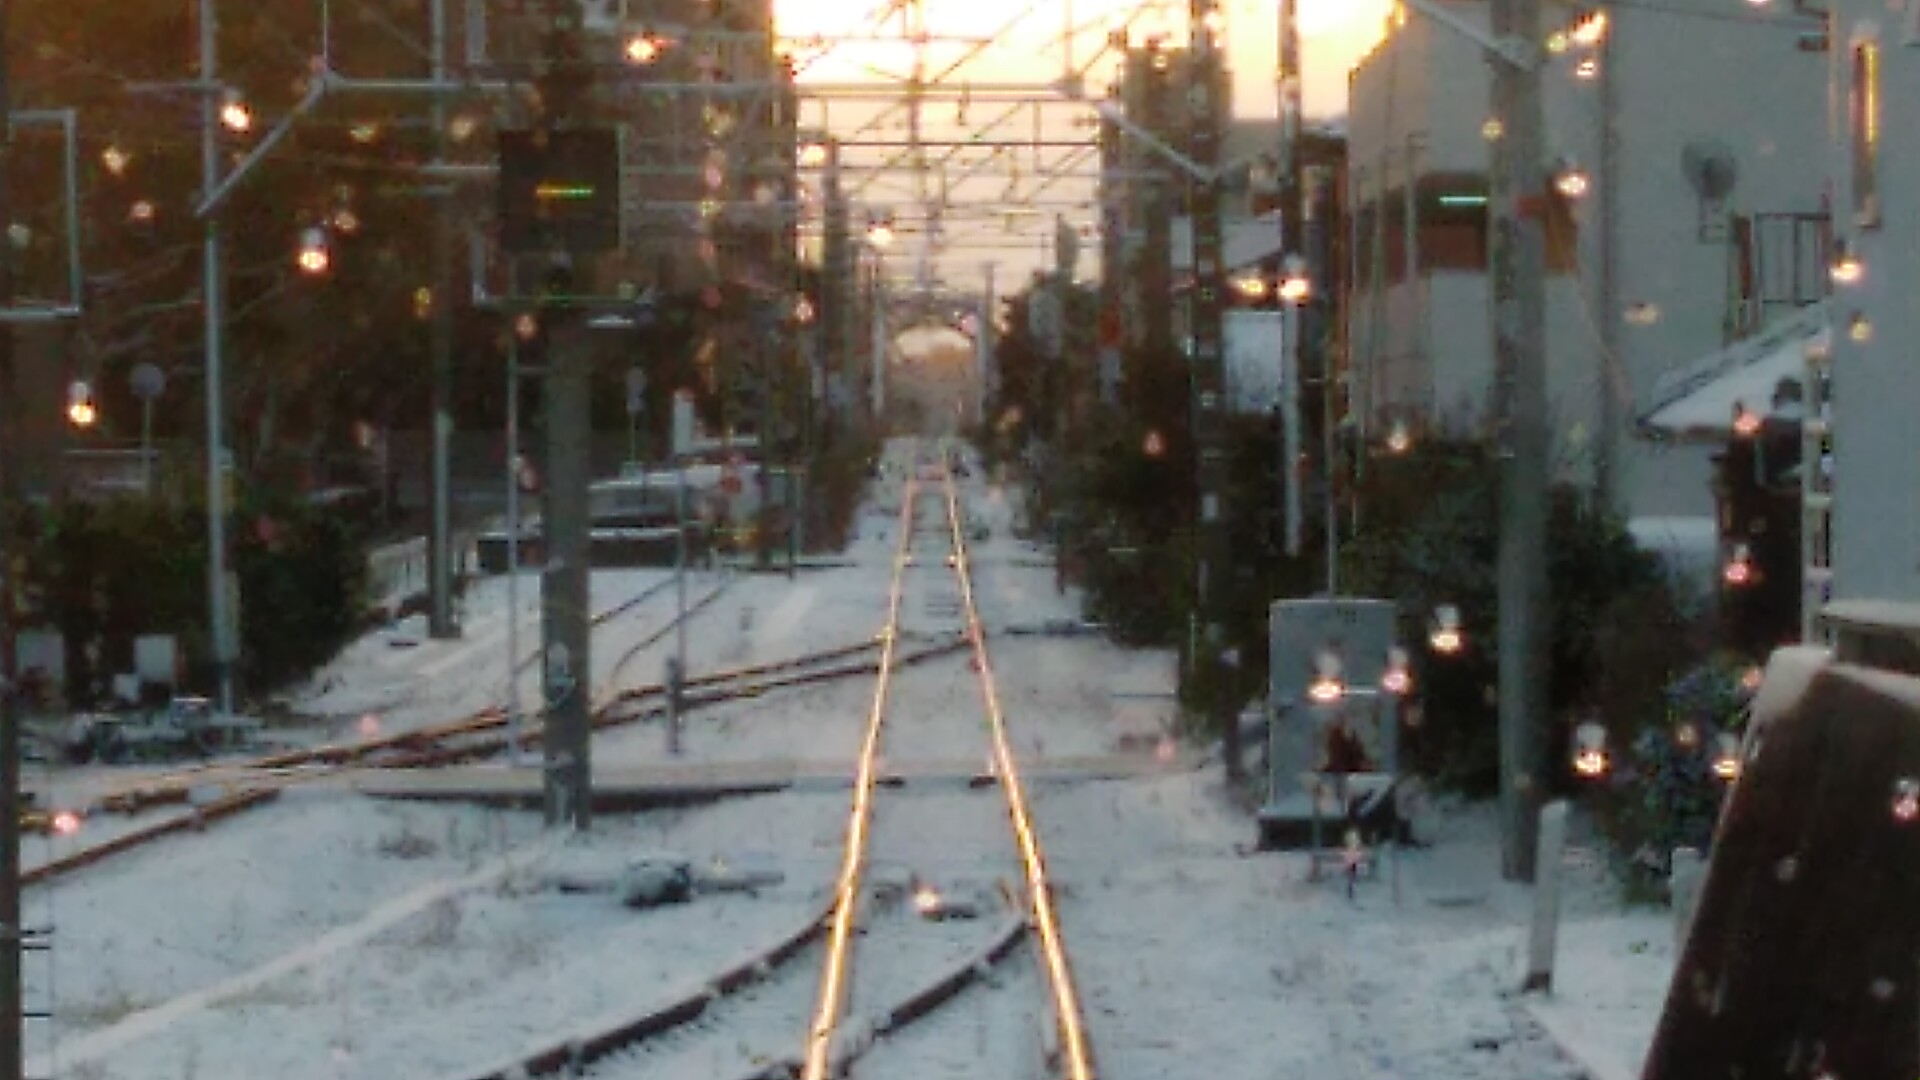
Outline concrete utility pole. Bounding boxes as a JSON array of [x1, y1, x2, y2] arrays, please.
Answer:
[[198, 0, 237, 719], [532, 0, 594, 831], [1278, 0, 1302, 292], [0, 7, 23, 1075], [541, 312, 593, 830], [1277, 0, 1308, 561], [1488, 0, 1551, 882], [427, 0, 459, 640], [1594, 15, 1620, 509], [1187, 0, 1240, 781]]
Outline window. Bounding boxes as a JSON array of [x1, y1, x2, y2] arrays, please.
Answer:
[[1850, 39, 1881, 229], [1419, 174, 1490, 273]]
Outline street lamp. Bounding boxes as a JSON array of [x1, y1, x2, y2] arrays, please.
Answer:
[[1307, 650, 1347, 705], [1572, 720, 1610, 778], [65, 379, 96, 428], [1385, 417, 1414, 454], [1568, 10, 1608, 46], [1830, 240, 1865, 286], [624, 31, 669, 65], [295, 226, 330, 275], [1278, 253, 1312, 304], [1723, 542, 1757, 588], [1429, 605, 1466, 655], [219, 89, 253, 134], [1552, 163, 1591, 200], [1381, 647, 1413, 696]]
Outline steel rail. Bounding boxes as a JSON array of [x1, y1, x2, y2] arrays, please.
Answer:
[[942, 466, 1098, 1080], [76, 572, 714, 805], [800, 471, 923, 1080]]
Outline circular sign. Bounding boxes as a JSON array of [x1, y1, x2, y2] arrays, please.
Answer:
[[130, 362, 166, 401], [720, 471, 742, 496]]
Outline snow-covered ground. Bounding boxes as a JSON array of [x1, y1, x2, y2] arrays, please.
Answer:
[[21, 443, 1675, 1080]]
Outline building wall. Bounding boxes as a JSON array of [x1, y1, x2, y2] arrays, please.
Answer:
[[1345, 0, 1825, 517], [1827, 4, 1920, 604], [1601, 1, 1826, 516]]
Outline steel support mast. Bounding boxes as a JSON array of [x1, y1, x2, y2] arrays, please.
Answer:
[[427, 0, 459, 640], [198, 0, 237, 719], [1186, 0, 1239, 781]]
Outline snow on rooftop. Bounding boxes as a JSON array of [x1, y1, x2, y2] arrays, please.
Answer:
[[1639, 301, 1827, 441]]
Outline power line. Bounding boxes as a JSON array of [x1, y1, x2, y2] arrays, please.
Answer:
[[1587, 0, 1824, 27]]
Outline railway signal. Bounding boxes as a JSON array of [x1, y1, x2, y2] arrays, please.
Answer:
[[496, 129, 622, 258]]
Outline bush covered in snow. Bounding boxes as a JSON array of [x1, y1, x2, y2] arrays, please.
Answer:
[[1587, 654, 1751, 897], [1340, 439, 1704, 797]]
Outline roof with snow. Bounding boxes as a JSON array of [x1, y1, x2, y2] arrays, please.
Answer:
[[1638, 301, 1828, 442]]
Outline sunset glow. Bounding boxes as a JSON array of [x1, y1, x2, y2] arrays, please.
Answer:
[[775, 0, 1393, 118]]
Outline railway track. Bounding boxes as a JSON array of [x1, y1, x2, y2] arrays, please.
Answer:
[[455, 444, 1097, 1080], [79, 568, 723, 809], [28, 564, 955, 885], [800, 453, 1095, 1079]]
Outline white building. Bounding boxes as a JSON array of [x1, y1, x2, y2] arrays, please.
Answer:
[[1823, 2, 1920, 607], [1345, 0, 1828, 518]]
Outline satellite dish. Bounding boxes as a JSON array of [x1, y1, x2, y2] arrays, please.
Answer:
[[1681, 139, 1740, 202]]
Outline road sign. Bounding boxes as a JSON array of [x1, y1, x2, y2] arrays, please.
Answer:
[[130, 362, 166, 401], [721, 470, 743, 496]]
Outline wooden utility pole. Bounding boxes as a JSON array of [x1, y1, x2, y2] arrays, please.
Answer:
[[1489, 0, 1551, 881]]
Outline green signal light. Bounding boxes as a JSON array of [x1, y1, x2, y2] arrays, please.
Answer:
[[535, 183, 597, 201]]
